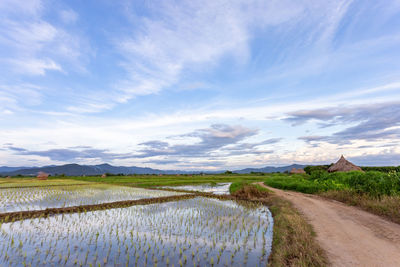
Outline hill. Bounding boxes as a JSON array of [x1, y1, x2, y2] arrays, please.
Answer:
[[0, 163, 308, 176]]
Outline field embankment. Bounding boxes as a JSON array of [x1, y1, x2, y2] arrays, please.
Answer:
[[257, 182, 400, 267], [230, 182, 328, 267]]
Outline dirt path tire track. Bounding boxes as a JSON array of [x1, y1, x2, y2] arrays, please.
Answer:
[[255, 182, 400, 267]]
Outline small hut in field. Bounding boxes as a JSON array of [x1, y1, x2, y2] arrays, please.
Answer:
[[37, 171, 49, 180], [101, 173, 107, 178], [290, 168, 306, 174], [327, 155, 363, 173]]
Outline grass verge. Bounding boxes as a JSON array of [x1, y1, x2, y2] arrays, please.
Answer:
[[230, 182, 328, 267], [320, 190, 400, 225]]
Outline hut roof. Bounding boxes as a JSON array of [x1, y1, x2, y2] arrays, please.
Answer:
[[37, 171, 49, 180], [290, 168, 306, 174], [327, 155, 362, 172]]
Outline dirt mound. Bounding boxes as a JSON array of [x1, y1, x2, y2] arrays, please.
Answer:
[[232, 185, 269, 200]]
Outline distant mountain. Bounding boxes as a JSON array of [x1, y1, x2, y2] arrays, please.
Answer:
[[0, 163, 169, 176], [0, 163, 309, 176], [0, 166, 31, 173], [234, 164, 308, 174]]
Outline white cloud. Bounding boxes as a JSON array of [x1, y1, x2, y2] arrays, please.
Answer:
[[60, 0, 358, 114], [0, 0, 42, 16], [0, 83, 44, 114], [0, 1, 88, 76], [2, 109, 14, 115], [112, 0, 304, 103], [60, 9, 78, 24], [9, 58, 62, 75]]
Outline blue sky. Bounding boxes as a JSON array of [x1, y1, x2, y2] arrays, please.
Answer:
[[1, 0, 400, 169]]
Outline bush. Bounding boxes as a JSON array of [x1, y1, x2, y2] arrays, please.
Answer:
[[312, 171, 400, 198], [264, 176, 328, 194], [347, 171, 400, 198], [304, 165, 331, 175], [361, 166, 400, 173], [265, 171, 400, 198]]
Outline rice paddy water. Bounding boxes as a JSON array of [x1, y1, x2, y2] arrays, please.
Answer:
[[0, 183, 273, 266], [163, 183, 232, 195], [0, 184, 187, 212]]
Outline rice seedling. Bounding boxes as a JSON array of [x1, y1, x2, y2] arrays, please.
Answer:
[[0, 184, 272, 266], [0, 184, 187, 213]]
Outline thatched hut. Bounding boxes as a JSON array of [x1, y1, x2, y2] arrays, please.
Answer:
[[290, 168, 306, 174], [37, 171, 49, 180], [327, 155, 362, 172]]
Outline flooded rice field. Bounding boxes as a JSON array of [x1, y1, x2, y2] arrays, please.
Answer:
[[163, 183, 231, 195], [0, 197, 273, 267], [0, 184, 186, 213]]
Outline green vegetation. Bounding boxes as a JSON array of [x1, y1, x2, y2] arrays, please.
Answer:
[[50, 173, 266, 188], [264, 171, 400, 198], [361, 166, 400, 172], [0, 178, 91, 188], [304, 165, 400, 174], [230, 183, 328, 267], [303, 165, 331, 175], [264, 174, 328, 194], [263, 170, 400, 224]]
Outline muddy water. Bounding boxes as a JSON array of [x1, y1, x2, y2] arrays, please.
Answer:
[[0, 197, 273, 267]]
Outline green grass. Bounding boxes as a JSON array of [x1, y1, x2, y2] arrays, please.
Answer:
[[311, 171, 400, 198], [264, 171, 400, 198], [264, 175, 327, 194], [48, 173, 267, 188], [0, 178, 92, 188]]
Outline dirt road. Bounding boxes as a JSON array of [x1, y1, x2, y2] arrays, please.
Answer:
[[255, 182, 400, 267]]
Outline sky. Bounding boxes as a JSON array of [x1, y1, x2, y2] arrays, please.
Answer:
[[1, 0, 400, 170]]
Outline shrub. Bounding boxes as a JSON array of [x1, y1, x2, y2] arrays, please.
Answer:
[[304, 165, 331, 175], [265, 171, 400, 198], [361, 166, 400, 173]]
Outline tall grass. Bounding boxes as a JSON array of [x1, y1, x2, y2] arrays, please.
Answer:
[[320, 190, 400, 224], [265, 171, 400, 198], [311, 171, 400, 198], [264, 171, 400, 224]]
